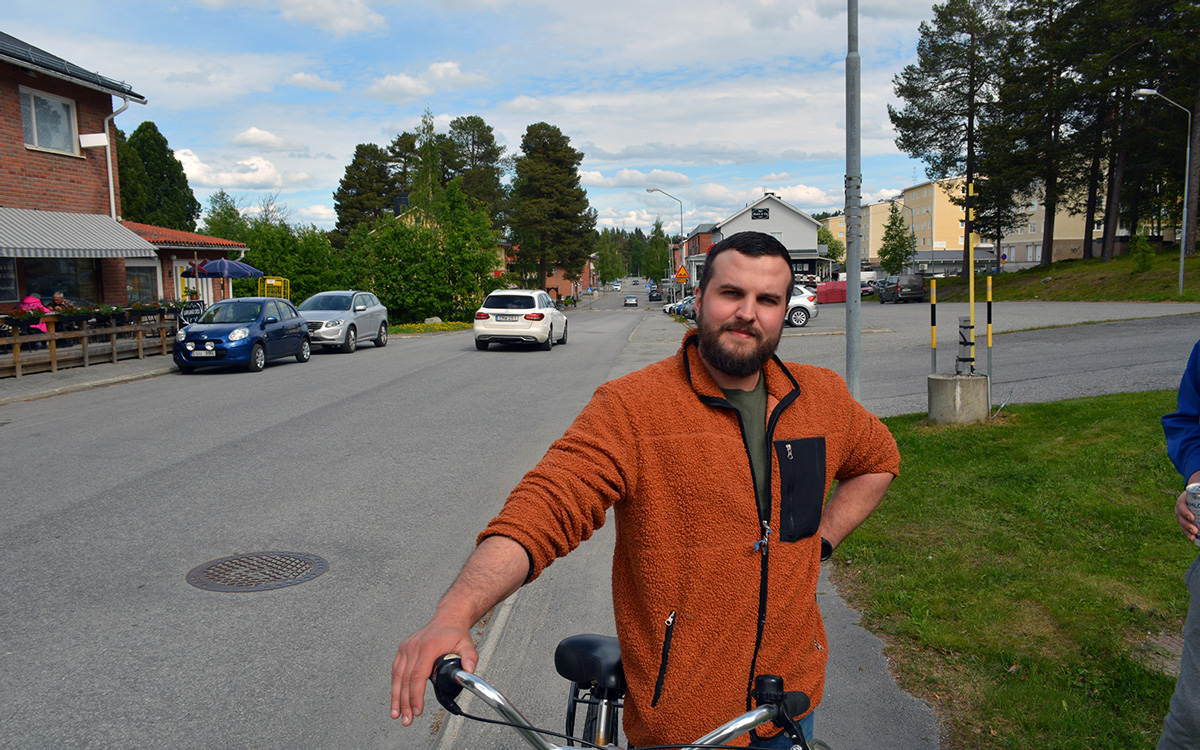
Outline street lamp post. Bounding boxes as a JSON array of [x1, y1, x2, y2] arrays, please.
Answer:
[[1135, 88, 1193, 295], [647, 187, 685, 299]]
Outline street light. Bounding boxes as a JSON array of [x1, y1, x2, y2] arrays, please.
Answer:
[[647, 187, 685, 295], [1135, 87, 1192, 295]]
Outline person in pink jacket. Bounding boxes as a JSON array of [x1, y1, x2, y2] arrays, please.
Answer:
[[18, 294, 51, 334]]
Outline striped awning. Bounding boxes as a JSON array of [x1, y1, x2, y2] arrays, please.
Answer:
[[0, 207, 158, 259]]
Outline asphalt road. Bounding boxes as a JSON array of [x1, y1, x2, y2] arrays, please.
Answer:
[[1, 293, 1198, 749]]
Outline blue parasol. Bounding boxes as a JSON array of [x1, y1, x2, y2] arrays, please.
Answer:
[[181, 258, 265, 278]]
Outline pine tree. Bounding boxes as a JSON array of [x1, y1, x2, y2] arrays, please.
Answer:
[[889, 0, 1005, 277], [509, 123, 596, 290], [114, 127, 150, 222], [125, 121, 202, 231], [332, 143, 397, 246], [878, 202, 917, 275]]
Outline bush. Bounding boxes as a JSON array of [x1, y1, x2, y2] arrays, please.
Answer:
[[1130, 233, 1153, 273]]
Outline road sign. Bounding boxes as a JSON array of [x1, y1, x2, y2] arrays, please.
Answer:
[[674, 265, 689, 283]]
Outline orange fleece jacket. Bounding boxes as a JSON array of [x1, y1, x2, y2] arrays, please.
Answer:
[[480, 331, 900, 747]]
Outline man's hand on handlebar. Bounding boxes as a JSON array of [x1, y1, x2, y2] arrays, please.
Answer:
[[390, 618, 478, 725]]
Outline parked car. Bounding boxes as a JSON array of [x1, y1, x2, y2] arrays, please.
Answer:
[[298, 290, 388, 353], [174, 297, 311, 373], [648, 289, 662, 302], [666, 295, 695, 316], [474, 289, 568, 351], [860, 282, 876, 297], [612, 283, 622, 292], [878, 274, 927, 304], [681, 296, 697, 319], [786, 287, 819, 327], [624, 295, 639, 307]]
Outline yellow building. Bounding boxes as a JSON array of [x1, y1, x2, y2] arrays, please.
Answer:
[[819, 202, 890, 265]]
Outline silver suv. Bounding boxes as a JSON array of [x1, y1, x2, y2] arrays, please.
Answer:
[[298, 291, 389, 352]]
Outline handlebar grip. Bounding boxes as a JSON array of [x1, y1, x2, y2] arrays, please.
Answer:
[[431, 655, 465, 714], [782, 691, 810, 720]]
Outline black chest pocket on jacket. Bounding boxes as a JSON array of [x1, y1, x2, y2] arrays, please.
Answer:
[[774, 437, 826, 542]]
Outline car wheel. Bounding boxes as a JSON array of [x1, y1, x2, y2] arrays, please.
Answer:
[[374, 322, 388, 347], [341, 325, 357, 353], [475, 338, 488, 351], [296, 337, 311, 363], [542, 326, 553, 351], [559, 321, 568, 345], [879, 295, 886, 304], [788, 307, 809, 327], [247, 343, 266, 373]]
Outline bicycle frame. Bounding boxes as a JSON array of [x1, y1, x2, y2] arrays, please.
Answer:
[[431, 657, 810, 750]]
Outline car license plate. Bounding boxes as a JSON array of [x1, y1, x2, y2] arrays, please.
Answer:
[[191, 350, 216, 357], [497, 315, 518, 322]]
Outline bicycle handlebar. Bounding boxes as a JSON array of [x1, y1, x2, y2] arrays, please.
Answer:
[[429, 654, 812, 750]]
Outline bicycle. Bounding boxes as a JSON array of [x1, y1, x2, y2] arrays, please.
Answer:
[[430, 632, 830, 750]]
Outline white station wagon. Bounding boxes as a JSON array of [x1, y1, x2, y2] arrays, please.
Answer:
[[473, 289, 568, 351]]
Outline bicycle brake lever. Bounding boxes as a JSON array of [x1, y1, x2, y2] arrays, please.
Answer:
[[430, 655, 466, 715]]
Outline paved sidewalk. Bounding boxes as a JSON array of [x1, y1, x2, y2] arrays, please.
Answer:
[[0, 354, 175, 406]]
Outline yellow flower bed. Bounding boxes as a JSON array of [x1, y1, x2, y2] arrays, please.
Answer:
[[389, 321, 473, 335]]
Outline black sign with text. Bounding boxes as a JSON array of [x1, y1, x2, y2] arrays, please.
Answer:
[[178, 301, 207, 326]]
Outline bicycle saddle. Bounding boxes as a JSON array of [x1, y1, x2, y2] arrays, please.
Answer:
[[554, 634, 626, 693]]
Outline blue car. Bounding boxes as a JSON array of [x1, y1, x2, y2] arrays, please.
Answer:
[[174, 297, 311, 373]]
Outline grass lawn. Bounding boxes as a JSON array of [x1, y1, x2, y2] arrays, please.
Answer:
[[932, 251, 1200, 303], [833, 390, 1194, 749]]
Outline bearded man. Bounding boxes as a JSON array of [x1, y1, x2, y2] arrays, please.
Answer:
[[390, 231, 899, 748]]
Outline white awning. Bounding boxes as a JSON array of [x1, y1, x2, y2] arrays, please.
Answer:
[[0, 208, 158, 259]]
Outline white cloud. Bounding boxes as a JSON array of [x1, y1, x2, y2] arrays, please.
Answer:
[[178, 149, 312, 190], [295, 204, 337, 224], [231, 127, 288, 150], [368, 62, 488, 103], [278, 0, 386, 36], [287, 72, 344, 92], [580, 168, 689, 189]]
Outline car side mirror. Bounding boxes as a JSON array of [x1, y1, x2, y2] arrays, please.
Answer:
[[355, 304, 366, 312], [265, 316, 278, 324]]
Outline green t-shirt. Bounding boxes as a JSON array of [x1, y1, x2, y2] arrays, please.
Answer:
[[721, 375, 770, 522]]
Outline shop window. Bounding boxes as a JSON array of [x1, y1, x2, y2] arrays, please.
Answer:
[[23, 258, 97, 302], [126, 265, 158, 303], [20, 87, 79, 155]]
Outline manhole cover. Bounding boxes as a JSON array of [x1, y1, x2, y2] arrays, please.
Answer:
[[186, 552, 328, 592]]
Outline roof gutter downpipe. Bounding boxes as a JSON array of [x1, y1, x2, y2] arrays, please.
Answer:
[[103, 97, 130, 220]]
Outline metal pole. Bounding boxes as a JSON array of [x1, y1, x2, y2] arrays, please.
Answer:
[[1136, 89, 1192, 294], [930, 279, 937, 374], [845, 0, 862, 399], [647, 187, 685, 305]]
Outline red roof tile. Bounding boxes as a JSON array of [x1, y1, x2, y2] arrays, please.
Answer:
[[120, 221, 247, 249]]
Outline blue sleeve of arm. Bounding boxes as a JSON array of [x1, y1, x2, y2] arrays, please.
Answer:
[[1163, 340, 1200, 480]]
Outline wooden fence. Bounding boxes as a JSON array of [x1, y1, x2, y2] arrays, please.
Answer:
[[0, 312, 177, 379]]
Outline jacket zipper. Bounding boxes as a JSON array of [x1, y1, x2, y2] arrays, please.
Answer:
[[650, 610, 677, 707]]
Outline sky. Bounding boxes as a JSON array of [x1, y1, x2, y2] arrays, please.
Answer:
[[7, 0, 940, 236]]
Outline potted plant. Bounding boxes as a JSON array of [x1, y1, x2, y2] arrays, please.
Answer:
[[184, 286, 200, 301]]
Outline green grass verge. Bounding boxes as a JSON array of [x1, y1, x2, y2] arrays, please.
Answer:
[[834, 391, 1193, 749], [932, 252, 1200, 303], [388, 321, 472, 335]]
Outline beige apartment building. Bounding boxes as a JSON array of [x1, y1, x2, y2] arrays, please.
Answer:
[[996, 193, 1091, 269], [819, 201, 890, 265]]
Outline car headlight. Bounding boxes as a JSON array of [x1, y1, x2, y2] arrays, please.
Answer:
[[176, 329, 187, 342], [229, 327, 249, 342], [325, 319, 344, 328]]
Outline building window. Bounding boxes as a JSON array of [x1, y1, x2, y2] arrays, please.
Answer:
[[1029, 222, 1036, 234], [20, 87, 79, 155]]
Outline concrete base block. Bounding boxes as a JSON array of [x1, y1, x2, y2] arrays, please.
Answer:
[[927, 373, 990, 424]]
